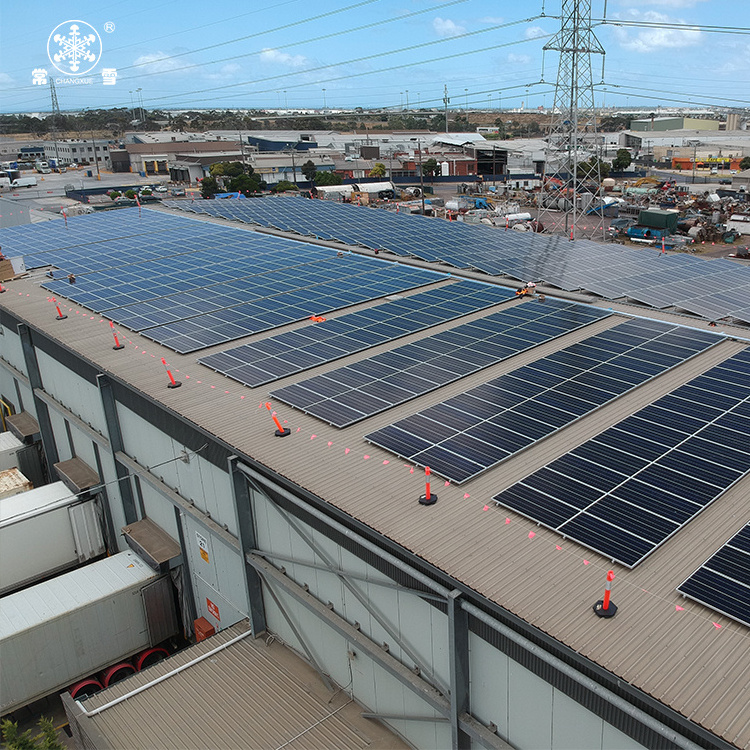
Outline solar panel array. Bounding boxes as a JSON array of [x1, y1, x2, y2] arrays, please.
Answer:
[[272, 299, 611, 427], [678, 523, 750, 627], [492, 348, 750, 567], [365, 319, 721, 485], [199, 280, 515, 387], [164, 197, 750, 324], [0, 208, 445, 354]]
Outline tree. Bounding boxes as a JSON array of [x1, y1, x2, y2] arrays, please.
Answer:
[[314, 171, 343, 186], [108, 190, 121, 200], [271, 180, 299, 193], [210, 161, 246, 178], [577, 156, 610, 181], [740, 156, 750, 171], [228, 173, 262, 195], [200, 176, 219, 199], [124, 189, 136, 199], [301, 160, 317, 181], [422, 158, 439, 178], [369, 162, 386, 178], [2, 717, 64, 750], [611, 149, 632, 171]]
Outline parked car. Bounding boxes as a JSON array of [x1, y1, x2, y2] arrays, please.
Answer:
[[154, 185, 168, 193], [718, 179, 732, 185], [170, 188, 186, 196]]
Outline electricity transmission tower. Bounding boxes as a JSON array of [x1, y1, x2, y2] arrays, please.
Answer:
[[537, 0, 606, 241]]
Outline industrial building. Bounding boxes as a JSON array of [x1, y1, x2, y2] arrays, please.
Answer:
[[0, 199, 748, 750]]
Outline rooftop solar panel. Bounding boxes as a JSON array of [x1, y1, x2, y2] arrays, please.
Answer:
[[491, 347, 750, 568], [198, 279, 515, 386], [677, 523, 750, 627], [162, 197, 750, 324], [273, 299, 611, 428], [364, 319, 721, 485]]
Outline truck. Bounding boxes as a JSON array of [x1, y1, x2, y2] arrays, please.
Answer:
[[0, 480, 106, 595], [0, 550, 178, 714], [35, 161, 52, 174]]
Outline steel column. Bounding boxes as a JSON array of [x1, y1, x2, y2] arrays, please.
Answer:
[[228, 455, 267, 636], [449, 590, 471, 749], [96, 374, 138, 525], [17, 323, 59, 478]]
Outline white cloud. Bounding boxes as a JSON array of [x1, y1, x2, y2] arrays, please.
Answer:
[[433, 17, 466, 37], [525, 26, 547, 39], [480, 16, 504, 24], [259, 48, 307, 68], [612, 10, 701, 52], [507, 53, 532, 64], [133, 52, 186, 75], [204, 63, 242, 81], [0, 72, 13, 87]]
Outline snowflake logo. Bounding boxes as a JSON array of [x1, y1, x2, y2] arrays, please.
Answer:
[[47, 20, 102, 76]]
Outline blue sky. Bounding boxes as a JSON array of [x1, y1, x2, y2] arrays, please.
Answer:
[[0, 0, 747, 115]]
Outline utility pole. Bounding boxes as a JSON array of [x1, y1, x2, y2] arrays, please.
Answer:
[[417, 145, 426, 216], [537, 0, 606, 241], [48, 79, 62, 167], [688, 140, 700, 184], [443, 85, 450, 134]]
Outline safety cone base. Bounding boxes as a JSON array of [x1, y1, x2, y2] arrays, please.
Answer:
[[593, 600, 617, 618], [113, 344, 125, 351], [275, 427, 291, 437], [56, 314, 68, 320], [418, 493, 437, 506], [167, 381, 182, 389]]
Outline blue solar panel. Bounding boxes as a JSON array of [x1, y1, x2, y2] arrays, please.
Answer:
[[273, 299, 611, 427], [198, 280, 515, 386], [162, 197, 750, 324], [0, 208, 446, 354], [677, 523, 750, 627], [365, 319, 721, 485], [492, 348, 750, 567]]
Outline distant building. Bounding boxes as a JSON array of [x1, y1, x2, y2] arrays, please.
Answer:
[[630, 116, 720, 132], [43, 139, 112, 169]]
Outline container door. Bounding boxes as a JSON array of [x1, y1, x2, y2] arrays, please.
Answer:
[[69, 500, 106, 562], [141, 576, 179, 645]]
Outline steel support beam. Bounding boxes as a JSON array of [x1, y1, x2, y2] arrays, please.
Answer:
[[228, 456, 267, 637], [249, 554, 510, 750], [449, 590, 471, 749], [17, 324, 59, 478], [96, 374, 138, 525], [173, 505, 198, 633], [264, 494, 449, 696]]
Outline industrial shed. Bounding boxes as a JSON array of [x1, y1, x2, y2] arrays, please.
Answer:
[[0, 202, 748, 750]]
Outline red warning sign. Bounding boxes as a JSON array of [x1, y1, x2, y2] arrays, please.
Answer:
[[206, 598, 221, 621]]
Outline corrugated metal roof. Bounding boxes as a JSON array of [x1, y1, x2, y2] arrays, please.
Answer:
[[78, 622, 409, 750], [2, 213, 750, 748]]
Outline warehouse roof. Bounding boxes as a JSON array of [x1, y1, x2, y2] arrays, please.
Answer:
[[69, 621, 408, 750], [1, 207, 749, 749]]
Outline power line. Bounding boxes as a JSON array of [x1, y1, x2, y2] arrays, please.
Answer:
[[138, 18, 549, 108], [120, 0, 469, 83], [117, 0, 384, 74]]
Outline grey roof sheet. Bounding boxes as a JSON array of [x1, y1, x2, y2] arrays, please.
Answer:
[[78, 622, 408, 750]]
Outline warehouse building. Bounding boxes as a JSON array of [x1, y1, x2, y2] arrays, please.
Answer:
[[0, 201, 748, 750]]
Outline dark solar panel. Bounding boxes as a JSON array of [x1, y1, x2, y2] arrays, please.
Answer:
[[677, 523, 750, 627], [162, 197, 750, 324], [365, 319, 721, 485], [492, 348, 750, 568], [198, 279, 515, 386], [3, 208, 444, 354], [273, 299, 611, 427]]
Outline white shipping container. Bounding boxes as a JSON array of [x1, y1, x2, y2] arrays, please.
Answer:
[[0, 481, 105, 595], [0, 432, 24, 472], [0, 551, 176, 713]]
